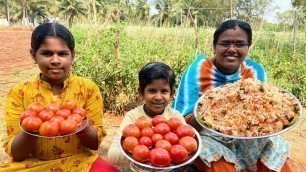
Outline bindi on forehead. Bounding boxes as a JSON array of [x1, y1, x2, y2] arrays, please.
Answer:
[[233, 26, 237, 31]]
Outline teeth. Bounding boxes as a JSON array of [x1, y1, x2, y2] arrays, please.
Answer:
[[227, 56, 236, 59]]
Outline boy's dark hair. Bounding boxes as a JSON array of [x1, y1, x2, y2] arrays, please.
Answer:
[[138, 62, 175, 94], [213, 19, 252, 48], [31, 22, 75, 53]]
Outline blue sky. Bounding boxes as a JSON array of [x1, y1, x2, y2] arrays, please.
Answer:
[[265, 0, 293, 23], [148, 0, 293, 23]]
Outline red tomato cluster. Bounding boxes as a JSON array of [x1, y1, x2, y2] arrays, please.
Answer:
[[20, 101, 87, 136], [122, 115, 198, 167]]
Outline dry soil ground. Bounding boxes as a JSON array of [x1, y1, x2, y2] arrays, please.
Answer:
[[0, 29, 305, 171]]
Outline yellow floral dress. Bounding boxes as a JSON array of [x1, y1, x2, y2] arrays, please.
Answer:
[[0, 74, 107, 172]]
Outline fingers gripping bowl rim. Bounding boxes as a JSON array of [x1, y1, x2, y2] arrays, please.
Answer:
[[194, 87, 303, 140], [119, 127, 202, 170]]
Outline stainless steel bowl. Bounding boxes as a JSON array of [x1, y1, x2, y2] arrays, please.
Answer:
[[119, 126, 202, 170], [194, 88, 303, 139]]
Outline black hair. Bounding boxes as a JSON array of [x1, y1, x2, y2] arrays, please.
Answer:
[[213, 19, 252, 48], [31, 22, 75, 53], [138, 62, 175, 94]]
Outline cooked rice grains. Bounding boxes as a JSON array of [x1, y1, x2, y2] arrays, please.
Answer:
[[197, 78, 299, 137]]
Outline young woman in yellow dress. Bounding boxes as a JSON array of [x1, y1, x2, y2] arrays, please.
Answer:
[[1, 22, 118, 172]]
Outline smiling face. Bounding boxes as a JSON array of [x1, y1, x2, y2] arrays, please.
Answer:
[[31, 37, 74, 84], [141, 79, 174, 116], [213, 26, 249, 74]]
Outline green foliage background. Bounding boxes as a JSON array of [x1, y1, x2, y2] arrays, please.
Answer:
[[71, 24, 306, 114]]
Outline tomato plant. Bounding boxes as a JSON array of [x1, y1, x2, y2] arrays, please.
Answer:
[[39, 121, 59, 136], [122, 124, 141, 139], [21, 116, 43, 132], [149, 148, 171, 167], [123, 136, 139, 153], [132, 145, 150, 162]]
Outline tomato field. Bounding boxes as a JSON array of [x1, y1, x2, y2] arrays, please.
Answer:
[[0, 28, 305, 171]]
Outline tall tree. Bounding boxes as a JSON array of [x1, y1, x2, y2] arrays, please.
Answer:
[[135, 0, 150, 25], [6, 0, 10, 25], [15, 0, 29, 26], [233, 0, 274, 28], [58, 0, 87, 27]]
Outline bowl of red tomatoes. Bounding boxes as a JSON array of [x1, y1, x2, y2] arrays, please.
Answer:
[[119, 115, 202, 170], [19, 101, 88, 138]]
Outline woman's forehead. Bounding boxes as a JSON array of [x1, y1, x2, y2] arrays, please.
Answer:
[[218, 27, 248, 41], [39, 37, 69, 49]]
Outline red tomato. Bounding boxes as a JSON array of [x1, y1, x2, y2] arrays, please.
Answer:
[[45, 102, 60, 114], [38, 110, 55, 122], [39, 121, 59, 136], [152, 115, 167, 126], [139, 136, 153, 148], [20, 110, 37, 121], [153, 123, 170, 136], [27, 103, 44, 114], [21, 116, 42, 133], [59, 119, 78, 135], [155, 140, 172, 152], [132, 145, 150, 162], [140, 127, 154, 138], [67, 114, 83, 126], [61, 100, 77, 111], [123, 136, 139, 153], [176, 125, 195, 138], [164, 132, 179, 145], [179, 136, 198, 154], [169, 145, 188, 163], [135, 116, 153, 130], [151, 134, 163, 145], [72, 107, 87, 118], [149, 148, 171, 167], [55, 109, 71, 119], [50, 116, 65, 124], [167, 117, 183, 131], [122, 124, 141, 139]]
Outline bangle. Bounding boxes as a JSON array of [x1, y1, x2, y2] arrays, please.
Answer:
[[77, 125, 90, 136]]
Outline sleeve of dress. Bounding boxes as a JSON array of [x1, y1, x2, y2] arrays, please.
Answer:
[[84, 82, 107, 146], [107, 111, 135, 165], [172, 55, 204, 117], [255, 64, 267, 82], [4, 84, 25, 157]]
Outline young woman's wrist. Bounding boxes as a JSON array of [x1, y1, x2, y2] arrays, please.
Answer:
[[76, 125, 91, 137]]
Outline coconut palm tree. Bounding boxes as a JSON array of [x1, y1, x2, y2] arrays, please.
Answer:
[[58, 0, 87, 27]]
